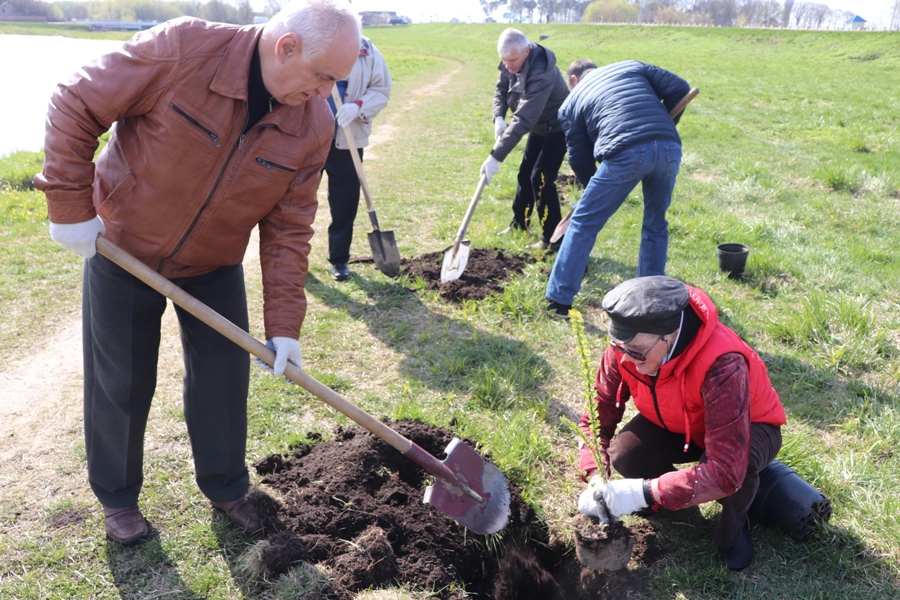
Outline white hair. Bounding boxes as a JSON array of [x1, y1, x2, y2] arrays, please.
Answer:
[[497, 28, 529, 56], [266, 0, 361, 60]]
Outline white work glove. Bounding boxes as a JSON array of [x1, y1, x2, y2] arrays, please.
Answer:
[[577, 478, 610, 525], [493, 116, 508, 139], [253, 337, 302, 378], [49, 215, 106, 259], [600, 478, 648, 518], [481, 155, 501, 185], [336, 102, 360, 128]]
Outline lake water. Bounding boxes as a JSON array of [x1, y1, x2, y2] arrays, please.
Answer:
[[0, 35, 125, 158]]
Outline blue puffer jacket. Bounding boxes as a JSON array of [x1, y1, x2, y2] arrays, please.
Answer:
[[558, 60, 690, 186]]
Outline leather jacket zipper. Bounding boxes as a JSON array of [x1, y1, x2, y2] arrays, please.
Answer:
[[256, 157, 297, 172], [161, 101, 251, 269], [170, 103, 220, 147]]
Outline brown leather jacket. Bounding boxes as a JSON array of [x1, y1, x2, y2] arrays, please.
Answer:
[[34, 17, 333, 339]]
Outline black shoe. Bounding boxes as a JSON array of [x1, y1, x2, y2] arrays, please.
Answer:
[[719, 519, 753, 571], [547, 300, 571, 319], [331, 263, 351, 282]]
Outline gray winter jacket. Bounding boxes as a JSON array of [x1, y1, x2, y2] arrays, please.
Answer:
[[491, 42, 569, 162]]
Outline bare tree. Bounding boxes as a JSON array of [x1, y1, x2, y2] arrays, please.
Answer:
[[479, 0, 505, 19], [782, 0, 793, 26], [792, 0, 810, 26], [808, 2, 829, 28], [891, 0, 900, 29]]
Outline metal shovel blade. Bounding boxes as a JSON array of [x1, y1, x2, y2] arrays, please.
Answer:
[[440, 241, 470, 283], [368, 228, 401, 277], [550, 207, 573, 244], [423, 438, 510, 535]]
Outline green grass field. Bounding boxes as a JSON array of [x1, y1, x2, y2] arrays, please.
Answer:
[[1, 22, 898, 599]]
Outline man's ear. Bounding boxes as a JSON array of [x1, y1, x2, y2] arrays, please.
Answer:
[[274, 32, 302, 63]]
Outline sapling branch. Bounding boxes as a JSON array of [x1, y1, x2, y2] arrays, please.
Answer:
[[562, 309, 610, 483]]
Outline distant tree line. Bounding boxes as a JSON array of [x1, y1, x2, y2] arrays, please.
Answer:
[[3, 0, 283, 25], [482, 0, 868, 29]]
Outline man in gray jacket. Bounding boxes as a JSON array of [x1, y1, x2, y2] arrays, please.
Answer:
[[481, 28, 569, 250]]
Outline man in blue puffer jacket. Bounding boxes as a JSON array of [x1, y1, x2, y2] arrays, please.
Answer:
[[545, 59, 690, 318]]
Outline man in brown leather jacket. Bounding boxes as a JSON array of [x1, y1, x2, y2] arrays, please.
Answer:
[[34, 0, 361, 545]]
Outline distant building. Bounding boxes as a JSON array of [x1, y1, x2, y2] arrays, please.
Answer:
[[845, 15, 867, 30], [0, 1, 48, 22]]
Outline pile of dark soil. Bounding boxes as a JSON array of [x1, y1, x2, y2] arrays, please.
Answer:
[[252, 420, 664, 599], [400, 248, 534, 302]]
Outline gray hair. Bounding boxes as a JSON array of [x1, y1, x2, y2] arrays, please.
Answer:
[[266, 0, 361, 60], [497, 28, 528, 56]]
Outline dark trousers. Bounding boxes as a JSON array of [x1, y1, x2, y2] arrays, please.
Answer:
[[511, 130, 566, 242], [323, 140, 363, 265], [608, 414, 782, 548], [82, 254, 251, 507]]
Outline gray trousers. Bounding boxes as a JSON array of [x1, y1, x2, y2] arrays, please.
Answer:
[[609, 414, 782, 548], [82, 254, 250, 508]]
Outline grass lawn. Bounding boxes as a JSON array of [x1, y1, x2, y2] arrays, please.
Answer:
[[0, 22, 898, 599]]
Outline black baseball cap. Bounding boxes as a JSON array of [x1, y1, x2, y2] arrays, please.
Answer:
[[601, 276, 690, 343]]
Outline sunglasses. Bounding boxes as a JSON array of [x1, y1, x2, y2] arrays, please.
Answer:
[[610, 335, 664, 362]]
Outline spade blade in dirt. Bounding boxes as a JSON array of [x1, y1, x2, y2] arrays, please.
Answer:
[[367, 220, 401, 277], [440, 240, 470, 283], [440, 175, 487, 283], [422, 438, 510, 535]]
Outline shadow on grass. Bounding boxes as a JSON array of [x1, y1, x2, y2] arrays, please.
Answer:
[[305, 272, 552, 411], [104, 523, 205, 598]]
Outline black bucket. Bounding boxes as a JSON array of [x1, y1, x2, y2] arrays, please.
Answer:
[[749, 460, 832, 542], [717, 243, 749, 279]]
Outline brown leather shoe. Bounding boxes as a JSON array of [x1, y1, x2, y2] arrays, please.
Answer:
[[103, 505, 149, 546], [212, 496, 262, 534]]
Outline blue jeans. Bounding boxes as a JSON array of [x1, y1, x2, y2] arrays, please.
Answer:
[[546, 140, 681, 305]]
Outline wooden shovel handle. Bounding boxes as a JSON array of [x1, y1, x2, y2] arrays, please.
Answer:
[[331, 87, 378, 226], [95, 236, 483, 501], [669, 87, 699, 119], [96, 236, 409, 451], [449, 175, 488, 260]]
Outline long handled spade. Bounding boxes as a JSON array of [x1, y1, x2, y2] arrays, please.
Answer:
[[331, 88, 401, 277], [440, 174, 488, 283], [549, 87, 700, 245], [95, 236, 510, 535]]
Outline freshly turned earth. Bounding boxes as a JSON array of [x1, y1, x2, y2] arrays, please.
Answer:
[[400, 248, 534, 302], [251, 420, 664, 599]]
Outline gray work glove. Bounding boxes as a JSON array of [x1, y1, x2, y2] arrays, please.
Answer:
[[49, 215, 105, 259], [253, 337, 302, 379]]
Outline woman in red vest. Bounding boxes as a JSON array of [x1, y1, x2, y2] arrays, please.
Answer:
[[577, 276, 785, 571]]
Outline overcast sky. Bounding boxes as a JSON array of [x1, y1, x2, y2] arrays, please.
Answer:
[[347, 0, 895, 27]]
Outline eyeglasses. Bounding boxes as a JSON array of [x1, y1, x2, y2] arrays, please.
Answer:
[[610, 335, 664, 362]]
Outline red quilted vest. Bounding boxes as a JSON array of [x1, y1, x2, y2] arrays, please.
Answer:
[[618, 286, 786, 450]]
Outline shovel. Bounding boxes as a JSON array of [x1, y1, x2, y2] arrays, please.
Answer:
[[440, 174, 488, 283], [330, 87, 401, 277], [549, 87, 700, 245], [95, 236, 509, 535]]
